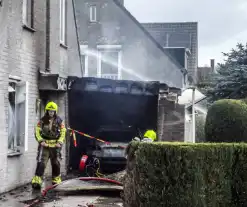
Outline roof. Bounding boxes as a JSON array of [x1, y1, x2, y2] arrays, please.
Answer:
[[142, 22, 198, 26], [112, 0, 186, 75], [185, 96, 207, 108], [142, 22, 197, 51], [178, 88, 206, 105]]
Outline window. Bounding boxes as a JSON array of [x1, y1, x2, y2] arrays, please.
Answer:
[[82, 55, 89, 77], [60, 0, 66, 44], [89, 5, 97, 22], [22, 0, 34, 28], [99, 86, 113, 93], [85, 81, 98, 91], [100, 51, 119, 79], [130, 85, 143, 95], [97, 45, 122, 80], [184, 52, 188, 70], [80, 45, 89, 76], [8, 79, 29, 155], [115, 83, 128, 94], [165, 33, 170, 47]]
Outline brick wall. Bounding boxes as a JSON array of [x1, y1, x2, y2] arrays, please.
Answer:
[[0, 0, 40, 193], [0, 0, 81, 193], [142, 22, 198, 83], [157, 98, 185, 141]]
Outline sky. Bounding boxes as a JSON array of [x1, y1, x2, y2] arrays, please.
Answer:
[[124, 0, 247, 67]]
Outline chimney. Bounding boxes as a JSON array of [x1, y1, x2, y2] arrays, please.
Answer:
[[210, 59, 215, 72]]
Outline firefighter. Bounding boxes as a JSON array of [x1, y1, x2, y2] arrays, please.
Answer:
[[132, 129, 157, 142], [31, 101, 66, 189], [142, 129, 157, 142]]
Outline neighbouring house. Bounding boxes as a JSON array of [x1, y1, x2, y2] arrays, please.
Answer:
[[74, 0, 187, 90], [142, 22, 198, 84], [0, 0, 82, 193], [197, 59, 215, 83], [141, 22, 199, 141]]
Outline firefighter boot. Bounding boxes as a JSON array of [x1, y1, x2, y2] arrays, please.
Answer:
[[52, 175, 62, 185], [31, 175, 43, 189]]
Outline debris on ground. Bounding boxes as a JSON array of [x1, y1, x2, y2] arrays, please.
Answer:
[[91, 196, 123, 207], [0, 172, 125, 207], [106, 170, 126, 183], [0, 184, 38, 207]]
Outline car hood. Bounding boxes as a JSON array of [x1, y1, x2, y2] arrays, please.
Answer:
[[98, 142, 128, 149]]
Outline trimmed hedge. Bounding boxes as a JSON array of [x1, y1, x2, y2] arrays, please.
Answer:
[[124, 142, 247, 207], [205, 99, 247, 142]]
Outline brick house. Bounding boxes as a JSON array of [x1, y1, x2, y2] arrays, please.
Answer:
[[0, 0, 82, 193], [142, 22, 198, 84], [74, 0, 187, 90], [197, 59, 215, 83]]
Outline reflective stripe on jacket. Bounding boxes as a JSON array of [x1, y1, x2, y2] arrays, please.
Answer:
[[35, 115, 66, 147]]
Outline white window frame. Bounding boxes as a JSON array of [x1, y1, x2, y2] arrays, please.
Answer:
[[60, 0, 66, 44], [80, 45, 89, 77], [89, 5, 97, 22], [166, 33, 170, 47], [97, 45, 122, 80], [22, 0, 34, 28], [8, 76, 29, 154]]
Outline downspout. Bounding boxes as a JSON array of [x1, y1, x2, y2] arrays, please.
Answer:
[[72, 0, 84, 76], [45, 0, 50, 72]]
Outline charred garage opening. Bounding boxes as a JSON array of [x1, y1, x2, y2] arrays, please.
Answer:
[[68, 77, 160, 172]]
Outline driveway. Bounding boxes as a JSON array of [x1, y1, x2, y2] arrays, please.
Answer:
[[0, 182, 123, 207]]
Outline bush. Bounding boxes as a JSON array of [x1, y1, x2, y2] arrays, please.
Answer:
[[196, 114, 206, 142], [205, 99, 247, 142], [124, 142, 247, 207]]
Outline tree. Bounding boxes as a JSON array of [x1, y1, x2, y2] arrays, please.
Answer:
[[205, 99, 247, 142], [198, 43, 247, 102]]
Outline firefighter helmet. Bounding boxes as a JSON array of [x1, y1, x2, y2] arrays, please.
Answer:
[[143, 129, 157, 141], [45, 101, 58, 113]]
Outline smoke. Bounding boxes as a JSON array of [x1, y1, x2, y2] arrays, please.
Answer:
[[90, 1, 184, 89], [83, 48, 149, 81]]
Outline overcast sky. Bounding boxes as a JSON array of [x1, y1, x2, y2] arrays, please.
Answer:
[[124, 0, 247, 67]]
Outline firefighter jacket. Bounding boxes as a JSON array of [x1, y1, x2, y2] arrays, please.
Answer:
[[35, 115, 66, 147]]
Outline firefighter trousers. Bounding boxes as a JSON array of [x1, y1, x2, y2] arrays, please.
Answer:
[[34, 145, 62, 178]]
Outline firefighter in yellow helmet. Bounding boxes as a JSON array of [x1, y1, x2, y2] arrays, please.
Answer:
[[142, 129, 157, 142], [31, 101, 66, 189], [133, 129, 157, 142]]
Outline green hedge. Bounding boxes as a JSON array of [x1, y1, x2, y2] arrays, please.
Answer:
[[124, 142, 247, 207], [205, 99, 247, 142]]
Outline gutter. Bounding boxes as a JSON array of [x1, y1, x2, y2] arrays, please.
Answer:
[[186, 96, 207, 109], [45, 0, 50, 72], [72, 0, 84, 77]]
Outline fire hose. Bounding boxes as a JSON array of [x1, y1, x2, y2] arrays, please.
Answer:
[[68, 128, 127, 177], [24, 130, 126, 206], [24, 177, 123, 207]]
